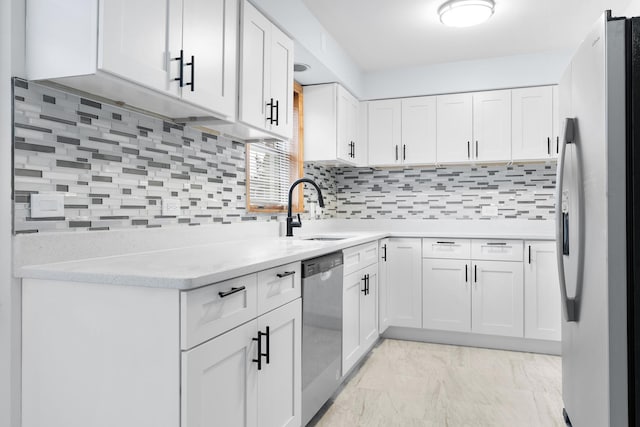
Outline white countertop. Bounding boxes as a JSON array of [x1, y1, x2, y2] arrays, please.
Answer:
[[17, 227, 555, 290]]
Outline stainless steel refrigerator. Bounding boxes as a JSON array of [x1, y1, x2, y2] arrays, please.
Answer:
[[556, 10, 638, 427]]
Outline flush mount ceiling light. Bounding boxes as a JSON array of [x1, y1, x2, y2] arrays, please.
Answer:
[[293, 63, 311, 72], [438, 0, 495, 27]]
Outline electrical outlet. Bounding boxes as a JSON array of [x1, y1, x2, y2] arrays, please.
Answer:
[[30, 194, 65, 218], [481, 205, 499, 217], [162, 198, 181, 216]]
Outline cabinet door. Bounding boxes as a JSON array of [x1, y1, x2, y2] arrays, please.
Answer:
[[356, 100, 368, 166], [342, 269, 364, 374], [99, 0, 179, 95], [551, 85, 560, 159], [378, 239, 390, 334], [386, 238, 422, 328], [182, 320, 258, 427], [473, 90, 511, 162], [337, 85, 359, 164], [512, 86, 553, 161], [181, 0, 237, 118], [269, 25, 294, 138], [436, 93, 473, 163], [367, 99, 402, 166], [402, 96, 436, 165], [257, 299, 301, 427], [524, 241, 561, 341], [239, 0, 271, 130], [360, 264, 379, 352], [471, 261, 524, 337], [422, 259, 471, 332]]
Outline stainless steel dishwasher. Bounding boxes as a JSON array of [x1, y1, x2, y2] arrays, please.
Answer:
[[301, 251, 343, 426]]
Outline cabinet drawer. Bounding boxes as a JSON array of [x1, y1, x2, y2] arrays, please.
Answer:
[[422, 238, 471, 259], [181, 274, 258, 350], [471, 239, 523, 261], [257, 261, 301, 315], [343, 242, 378, 275]]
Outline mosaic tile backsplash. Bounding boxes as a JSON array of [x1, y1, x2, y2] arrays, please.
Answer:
[[12, 79, 278, 234], [333, 164, 556, 220], [12, 79, 556, 234]]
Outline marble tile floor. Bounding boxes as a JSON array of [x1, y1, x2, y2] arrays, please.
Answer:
[[313, 339, 563, 427]]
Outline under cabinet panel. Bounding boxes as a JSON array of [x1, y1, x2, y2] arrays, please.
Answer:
[[422, 238, 471, 259], [471, 239, 523, 261], [257, 261, 301, 315], [181, 274, 258, 349]]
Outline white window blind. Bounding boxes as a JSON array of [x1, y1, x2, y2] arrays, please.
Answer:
[[248, 140, 295, 207]]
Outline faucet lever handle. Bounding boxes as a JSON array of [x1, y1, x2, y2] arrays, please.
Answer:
[[296, 213, 302, 225]]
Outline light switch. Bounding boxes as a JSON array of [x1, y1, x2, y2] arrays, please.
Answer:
[[31, 193, 65, 218], [162, 198, 181, 216]]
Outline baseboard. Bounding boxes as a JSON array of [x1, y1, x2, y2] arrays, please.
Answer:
[[382, 327, 561, 355]]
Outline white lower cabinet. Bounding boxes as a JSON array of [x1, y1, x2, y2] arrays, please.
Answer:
[[381, 238, 422, 328], [343, 262, 378, 375], [182, 320, 258, 427], [422, 258, 471, 332], [422, 239, 527, 339], [182, 298, 301, 427], [471, 260, 524, 337], [524, 241, 561, 341]]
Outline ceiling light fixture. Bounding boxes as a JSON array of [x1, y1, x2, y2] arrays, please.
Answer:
[[438, 0, 495, 28]]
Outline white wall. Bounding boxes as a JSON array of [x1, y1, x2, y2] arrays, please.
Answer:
[[2, 0, 24, 425], [363, 49, 573, 100], [625, 0, 640, 15]]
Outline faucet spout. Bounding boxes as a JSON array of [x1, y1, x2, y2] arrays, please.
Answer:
[[286, 178, 325, 237]]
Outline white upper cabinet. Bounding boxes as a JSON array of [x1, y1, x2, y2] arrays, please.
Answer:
[[304, 83, 360, 165], [27, 0, 238, 120], [367, 99, 402, 166], [472, 90, 511, 162], [401, 96, 437, 165], [180, 0, 238, 117], [512, 86, 554, 161], [239, 0, 294, 139], [436, 93, 473, 164]]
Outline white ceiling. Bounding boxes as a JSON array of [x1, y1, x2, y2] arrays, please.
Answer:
[[302, 0, 633, 72]]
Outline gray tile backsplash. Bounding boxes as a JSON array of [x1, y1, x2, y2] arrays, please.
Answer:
[[12, 79, 556, 234], [12, 79, 277, 234]]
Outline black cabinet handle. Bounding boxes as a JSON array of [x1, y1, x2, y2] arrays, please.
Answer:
[[366, 274, 370, 295], [382, 244, 387, 261], [403, 144, 406, 160], [547, 137, 551, 155], [486, 242, 507, 246], [467, 141, 470, 159], [218, 286, 246, 298], [436, 241, 456, 245], [361, 275, 367, 294], [474, 265, 477, 283], [274, 99, 279, 126], [266, 98, 275, 124], [465, 264, 468, 282], [395, 145, 399, 161], [172, 50, 184, 87], [352, 141, 356, 158], [184, 55, 195, 92], [264, 326, 270, 365], [475, 141, 478, 158], [252, 329, 264, 370], [528, 245, 532, 264], [556, 136, 559, 154], [276, 271, 295, 278]]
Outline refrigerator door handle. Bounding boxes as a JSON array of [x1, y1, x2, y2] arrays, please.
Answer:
[[555, 117, 580, 322]]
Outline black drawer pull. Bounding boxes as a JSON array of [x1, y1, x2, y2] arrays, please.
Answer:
[[276, 271, 295, 278], [252, 328, 269, 370], [172, 49, 184, 87], [218, 286, 246, 298], [486, 242, 507, 246], [382, 244, 387, 261], [465, 264, 468, 282], [436, 241, 456, 245], [185, 55, 195, 92], [361, 275, 367, 294]]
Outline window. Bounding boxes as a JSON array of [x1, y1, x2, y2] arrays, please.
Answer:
[[247, 83, 304, 213]]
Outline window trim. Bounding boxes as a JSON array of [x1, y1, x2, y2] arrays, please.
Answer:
[[246, 82, 304, 214]]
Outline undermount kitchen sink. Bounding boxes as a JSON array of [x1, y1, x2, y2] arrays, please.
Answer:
[[302, 236, 352, 241]]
